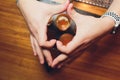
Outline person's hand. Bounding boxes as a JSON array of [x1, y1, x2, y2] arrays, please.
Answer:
[[51, 3, 115, 68], [17, 0, 69, 46], [30, 34, 53, 66], [17, 0, 69, 66]]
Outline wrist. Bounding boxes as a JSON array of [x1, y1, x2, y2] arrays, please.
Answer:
[[101, 12, 120, 34], [97, 16, 116, 34], [100, 16, 115, 29]]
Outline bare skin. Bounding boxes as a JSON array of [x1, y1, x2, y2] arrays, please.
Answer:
[[17, 0, 120, 68]]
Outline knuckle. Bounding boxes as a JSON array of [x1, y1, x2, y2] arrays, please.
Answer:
[[56, 59, 61, 62], [64, 49, 70, 54], [65, 50, 70, 54], [39, 54, 43, 60], [40, 57, 43, 61], [39, 42, 45, 47]]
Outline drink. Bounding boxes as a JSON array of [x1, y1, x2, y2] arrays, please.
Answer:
[[59, 33, 73, 45], [48, 13, 76, 45], [55, 14, 71, 31], [47, 13, 76, 61]]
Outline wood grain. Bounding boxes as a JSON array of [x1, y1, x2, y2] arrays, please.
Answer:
[[73, 1, 107, 16], [0, 0, 120, 80]]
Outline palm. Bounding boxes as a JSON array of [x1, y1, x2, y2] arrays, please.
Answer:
[[52, 3, 114, 68], [18, 0, 69, 66]]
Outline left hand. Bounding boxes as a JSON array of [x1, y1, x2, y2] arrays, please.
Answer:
[[51, 3, 115, 68], [17, 0, 70, 66]]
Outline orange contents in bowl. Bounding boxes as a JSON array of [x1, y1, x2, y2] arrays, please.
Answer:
[[59, 33, 73, 45], [56, 14, 70, 31]]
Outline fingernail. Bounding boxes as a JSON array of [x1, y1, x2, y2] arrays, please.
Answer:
[[51, 64, 54, 68], [40, 61, 44, 64], [57, 65, 61, 69], [34, 53, 37, 56], [48, 62, 51, 66]]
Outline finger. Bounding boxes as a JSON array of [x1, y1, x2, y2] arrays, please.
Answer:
[[57, 62, 64, 69], [56, 35, 83, 53], [51, 0, 70, 14], [37, 24, 56, 47], [67, 3, 83, 22], [38, 34, 56, 47], [56, 4, 85, 53], [51, 54, 68, 68], [30, 35, 37, 56], [67, 3, 77, 18], [42, 49, 53, 66], [33, 37, 44, 64]]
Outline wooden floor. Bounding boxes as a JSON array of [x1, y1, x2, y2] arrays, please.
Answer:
[[0, 0, 120, 80]]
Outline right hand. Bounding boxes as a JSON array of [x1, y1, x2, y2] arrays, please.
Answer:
[[52, 3, 114, 68], [17, 0, 69, 66]]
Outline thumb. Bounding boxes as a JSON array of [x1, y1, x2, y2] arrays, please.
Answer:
[[56, 36, 83, 54], [67, 3, 82, 22], [50, 0, 70, 14]]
